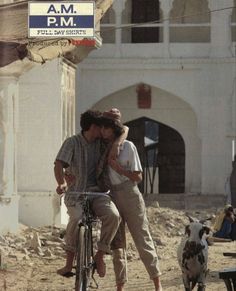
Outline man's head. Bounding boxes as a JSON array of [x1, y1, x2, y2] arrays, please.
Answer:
[[100, 108, 124, 141], [80, 110, 102, 139]]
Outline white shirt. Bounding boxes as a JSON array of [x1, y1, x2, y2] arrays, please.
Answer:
[[108, 140, 143, 185]]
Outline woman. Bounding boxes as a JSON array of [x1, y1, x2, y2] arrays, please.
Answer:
[[213, 205, 235, 239], [98, 108, 162, 291]]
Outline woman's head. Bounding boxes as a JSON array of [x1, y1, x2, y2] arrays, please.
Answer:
[[101, 108, 124, 140]]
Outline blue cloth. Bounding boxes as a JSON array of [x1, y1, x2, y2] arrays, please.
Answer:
[[213, 219, 232, 239], [230, 222, 236, 240]]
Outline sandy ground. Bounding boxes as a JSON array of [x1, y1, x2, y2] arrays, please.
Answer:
[[0, 205, 235, 291]]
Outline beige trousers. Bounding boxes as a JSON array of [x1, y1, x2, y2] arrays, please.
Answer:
[[111, 180, 162, 284], [65, 194, 121, 254]]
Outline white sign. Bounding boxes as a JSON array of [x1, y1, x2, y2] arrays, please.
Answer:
[[28, 1, 95, 38]]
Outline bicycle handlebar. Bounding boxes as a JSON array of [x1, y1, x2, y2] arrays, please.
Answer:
[[65, 190, 110, 196]]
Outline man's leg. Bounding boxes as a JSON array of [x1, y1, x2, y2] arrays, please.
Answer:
[[57, 203, 82, 275], [57, 250, 75, 275], [92, 195, 121, 277]]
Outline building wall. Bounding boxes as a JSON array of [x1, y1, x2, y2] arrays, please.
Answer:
[[76, 0, 235, 197], [76, 58, 234, 196], [18, 60, 61, 191]]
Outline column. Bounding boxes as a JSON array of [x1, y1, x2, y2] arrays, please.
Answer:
[[0, 78, 18, 197], [113, 0, 125, 57], [0, 77, 19, 233], [160, 0, 174, 57], [208, 0, 234, 57]]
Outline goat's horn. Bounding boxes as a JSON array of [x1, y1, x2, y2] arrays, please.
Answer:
[[186, 215, 195, 222], [199, 217, 212, 224]]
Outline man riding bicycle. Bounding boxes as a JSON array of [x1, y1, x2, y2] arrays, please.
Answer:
[[54, 110, 128, 278]]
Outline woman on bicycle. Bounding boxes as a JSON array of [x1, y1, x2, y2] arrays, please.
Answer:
[[98, 108, 162, 291]]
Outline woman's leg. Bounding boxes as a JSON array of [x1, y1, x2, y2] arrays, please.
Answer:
[[115, 185, 162, 285]]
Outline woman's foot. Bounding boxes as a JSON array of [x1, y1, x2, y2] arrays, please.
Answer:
[[117, 283, 125, 291], [153, 276, 162, 291]]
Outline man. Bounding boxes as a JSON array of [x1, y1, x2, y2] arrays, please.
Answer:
[[54, 110, 126, 277], [98, 108, 163, 291]]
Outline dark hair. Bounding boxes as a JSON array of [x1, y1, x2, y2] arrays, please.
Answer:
[[80, 110, 102, 131], [100, 117, 124, 138]]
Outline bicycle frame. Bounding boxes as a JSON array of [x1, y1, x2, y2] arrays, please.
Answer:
[[67, 191, 110, 291]]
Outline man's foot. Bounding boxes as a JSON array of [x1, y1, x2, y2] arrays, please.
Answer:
[[94, 251, 106, 277], [57, 266, 74, 277]]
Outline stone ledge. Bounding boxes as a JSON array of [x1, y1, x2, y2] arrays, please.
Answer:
[[145, 193, 227, 209]]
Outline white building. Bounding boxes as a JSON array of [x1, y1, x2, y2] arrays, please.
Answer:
[[0, 0, 113, 233], [76, 0, 236, 202]]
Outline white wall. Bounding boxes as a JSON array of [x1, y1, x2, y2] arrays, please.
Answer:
[[76, 58, 235, 196], [18, 60, 61, 192], [17, 59, 75, 227]]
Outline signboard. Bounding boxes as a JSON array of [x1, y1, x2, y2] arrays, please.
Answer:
[[28, 1, 95, 38]]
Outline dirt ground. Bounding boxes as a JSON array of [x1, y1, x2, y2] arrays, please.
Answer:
[[0, 205, 235, 291]]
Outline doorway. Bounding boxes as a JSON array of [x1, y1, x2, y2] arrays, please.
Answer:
[[125, 117, 185, 194]]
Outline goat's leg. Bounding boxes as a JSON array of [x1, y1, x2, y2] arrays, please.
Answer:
[[197, 270, 207, 291], [197, 282, 206, 291], [182, 274, 191, 291]]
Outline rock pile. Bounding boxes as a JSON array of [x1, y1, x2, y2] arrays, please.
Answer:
[[0, 226, 65, 266]]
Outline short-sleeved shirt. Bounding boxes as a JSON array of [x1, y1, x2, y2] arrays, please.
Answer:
[[108, 140, 142, 185], [55, 133, 100, 206]]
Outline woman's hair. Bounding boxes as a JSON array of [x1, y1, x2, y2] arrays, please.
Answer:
[[100, 117, 124, 138]]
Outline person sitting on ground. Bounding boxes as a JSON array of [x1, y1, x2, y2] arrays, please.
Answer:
[[213, 205, 235, 239]]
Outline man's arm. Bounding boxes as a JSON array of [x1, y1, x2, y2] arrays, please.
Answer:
[[109, 125, 129, 160], [108, 159, 142, 183], [54, 160, 68, 194]]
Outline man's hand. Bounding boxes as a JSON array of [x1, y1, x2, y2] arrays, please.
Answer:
[[56, 182, 68, 195], [65, 173, 75, 187]]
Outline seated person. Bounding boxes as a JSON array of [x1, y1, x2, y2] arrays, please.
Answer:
[[213, 205, 235, 239]]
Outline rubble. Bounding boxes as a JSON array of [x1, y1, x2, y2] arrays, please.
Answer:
[[0, 206, 234, 291]]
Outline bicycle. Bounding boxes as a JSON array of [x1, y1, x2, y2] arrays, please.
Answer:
[[67, 190, 110, 291]]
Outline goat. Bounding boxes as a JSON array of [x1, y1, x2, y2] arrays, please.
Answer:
[[177, 217, 210, 291]]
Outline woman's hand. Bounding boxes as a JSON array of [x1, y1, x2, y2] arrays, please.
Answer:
[[108, 142, 121, 160], [108, 158, 124, 175], [108, 159, 142, 183]]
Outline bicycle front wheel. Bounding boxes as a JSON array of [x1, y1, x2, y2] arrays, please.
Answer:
[[75, 225, 87, 291]]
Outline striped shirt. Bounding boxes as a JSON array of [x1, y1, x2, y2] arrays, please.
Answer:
[[55, 133, 101, 206]]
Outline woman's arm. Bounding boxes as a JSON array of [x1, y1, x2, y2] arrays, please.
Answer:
[[109, 125, 129, 160], [108, 159, 142, 183]]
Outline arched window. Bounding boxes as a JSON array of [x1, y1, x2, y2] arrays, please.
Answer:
[[122, 0, 162, 43], [131, 0, 160, 43], [170, 0, 210, 42], [100, 6, 115, 43]]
